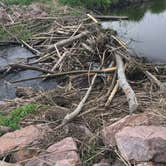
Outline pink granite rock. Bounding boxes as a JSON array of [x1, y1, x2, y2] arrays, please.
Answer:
[[102, 113, 160, 146], [115, 126, 166, 163], [24, 137, 80, 166], [0, 124, 51, 157]]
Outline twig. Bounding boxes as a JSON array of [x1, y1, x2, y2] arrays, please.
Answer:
[[105, 81, 119, 106]]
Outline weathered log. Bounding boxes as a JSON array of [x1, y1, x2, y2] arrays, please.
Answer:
[[115, 54, 138, 113], [47, 31, 89, 52], [95, 15, 128, 21]]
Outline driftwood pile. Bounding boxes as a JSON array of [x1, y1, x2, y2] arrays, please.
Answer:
[[0, 3, 166, 165], [0, 7, 165, 123]]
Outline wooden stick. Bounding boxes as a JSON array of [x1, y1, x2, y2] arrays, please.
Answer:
[[47, 31, 89, 52], [51, 52, 68, 71], [11, 67, 116, 83], [20, 40, 41, 55], [9, 63, 55, 74], [87, 14, 98, 23], [115, 54, 138, 113], [105, 81, 119, 106], [62, 74, 97, 125], [145, 71, 165, 91]]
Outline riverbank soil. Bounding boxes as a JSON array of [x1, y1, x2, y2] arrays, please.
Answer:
[[0, 1, 166, 166]]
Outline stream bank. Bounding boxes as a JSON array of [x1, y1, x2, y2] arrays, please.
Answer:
[[0, 1, 165, 166], [102, 0, 166, 62]]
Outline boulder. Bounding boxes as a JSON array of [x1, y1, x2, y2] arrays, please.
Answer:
[[0, 124, 51, 157], [115, 126, 166, 163], [102, 113, 160, 146], [24, 137, 80, 166]]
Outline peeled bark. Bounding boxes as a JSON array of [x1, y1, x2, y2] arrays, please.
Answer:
[[115, 54, 138, 113]]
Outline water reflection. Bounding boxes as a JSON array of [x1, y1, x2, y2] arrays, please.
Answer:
[[110, 0, 166, 21], [102, 0, 166, 62]]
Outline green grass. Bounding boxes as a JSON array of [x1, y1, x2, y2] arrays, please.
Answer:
[[0, 104, 38, 130]]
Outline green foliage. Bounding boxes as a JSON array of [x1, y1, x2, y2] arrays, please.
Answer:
[[0, 104, 38, 129], [59, 0, 119, 8], [3, 0, 50, 5], [4, 0, 34, 5]]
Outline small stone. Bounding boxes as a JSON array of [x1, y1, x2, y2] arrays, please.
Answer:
[[115, 126, 166, 163], [102, 113, 161, 146], [0, 124, 51, 157], [24, 137, 80, 166]]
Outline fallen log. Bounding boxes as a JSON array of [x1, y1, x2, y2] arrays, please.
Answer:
[[115, 54, 138, 113], [95, 15, 128, 21], [47, 31, 89, 52]]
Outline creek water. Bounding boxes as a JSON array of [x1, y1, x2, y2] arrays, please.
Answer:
[[102, 0, 166, 62], [0, 47, 57, 101]]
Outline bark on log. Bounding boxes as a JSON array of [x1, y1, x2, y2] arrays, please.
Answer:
[[115, 54, 138, 113], [47, 31, 89, 52]]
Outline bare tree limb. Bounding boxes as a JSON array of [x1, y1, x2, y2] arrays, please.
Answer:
[[62, 74, 97, 125], [115, 54, 138, 113]]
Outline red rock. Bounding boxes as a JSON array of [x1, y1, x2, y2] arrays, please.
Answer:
[[47, 137, 77, 153], [0, 125, 51, 157], [0, 161, 21, 166], [115, 126, 166, 163], [102, 113, 160, 146], [24, 137, 80, 166]]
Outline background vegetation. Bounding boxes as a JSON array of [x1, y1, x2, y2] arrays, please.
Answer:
[[3, 0, 120, 8]]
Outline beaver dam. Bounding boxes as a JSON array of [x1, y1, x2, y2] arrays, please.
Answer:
[[0, 2, 166, 166]]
